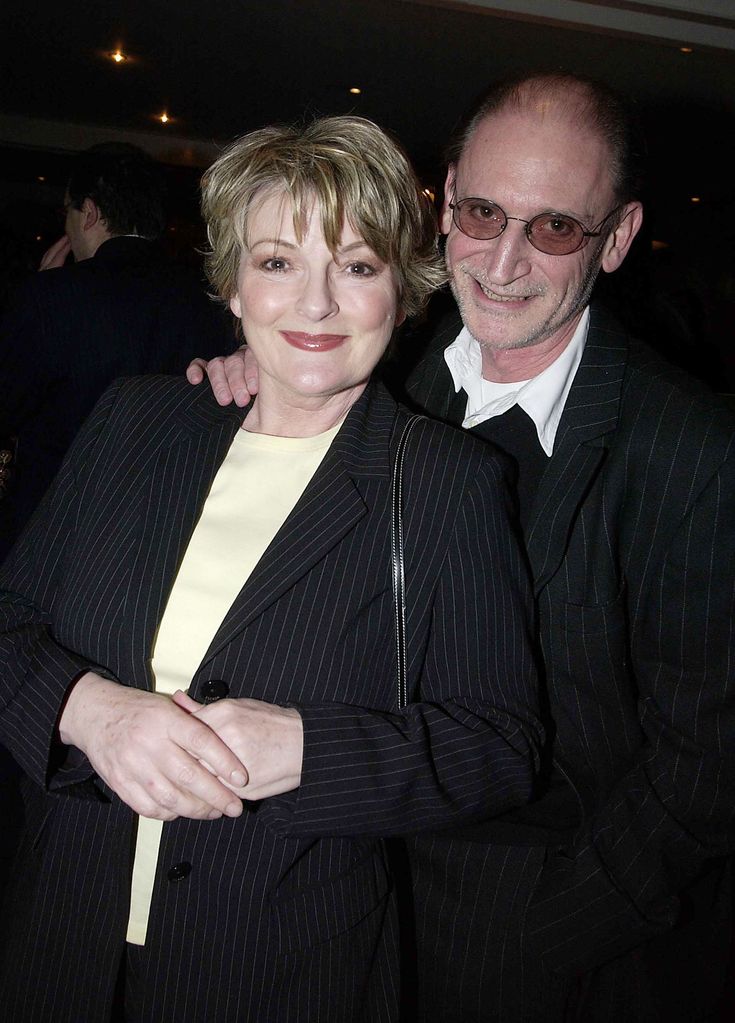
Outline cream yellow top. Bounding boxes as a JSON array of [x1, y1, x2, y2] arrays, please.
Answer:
[[126, 421, 340, 944]]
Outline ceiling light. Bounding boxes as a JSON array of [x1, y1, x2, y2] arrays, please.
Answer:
[[159, 113, 170, 124], [349, 87, 361, 95], [690, 196, 701, 203], [680, 46, 693, 54], [109, 49, 127, 63]]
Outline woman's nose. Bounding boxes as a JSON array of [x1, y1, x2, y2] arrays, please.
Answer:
[[295, 271, 339, 320]]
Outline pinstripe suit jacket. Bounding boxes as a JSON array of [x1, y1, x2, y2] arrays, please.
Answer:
[[405, 302, 735, 1021], [0, 376, 540, 1022]]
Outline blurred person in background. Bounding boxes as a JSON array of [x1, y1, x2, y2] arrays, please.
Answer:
[[0, 141, 235, 562]]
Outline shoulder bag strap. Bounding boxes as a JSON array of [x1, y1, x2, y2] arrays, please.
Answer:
[[391, 414, 424, 709]]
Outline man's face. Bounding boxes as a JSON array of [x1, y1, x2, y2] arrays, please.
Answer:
[[442, 107, 628, 363]]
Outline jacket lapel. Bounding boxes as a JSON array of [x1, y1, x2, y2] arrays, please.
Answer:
[[525, 309, 629, 594], [200, 383, 397, 665], [125, 387, 245, 686]]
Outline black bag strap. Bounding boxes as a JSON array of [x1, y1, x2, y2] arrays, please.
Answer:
[[391, 414, 423, 709]]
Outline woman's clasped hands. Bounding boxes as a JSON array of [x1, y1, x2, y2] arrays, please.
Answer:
[[58, 671, 302, 821]]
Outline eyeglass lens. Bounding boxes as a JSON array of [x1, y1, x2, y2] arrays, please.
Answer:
[[453, 199, 588, 255]]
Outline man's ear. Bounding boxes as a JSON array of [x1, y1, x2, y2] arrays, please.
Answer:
[[601, 201, 643, 274], [81, 197, 103, 232], [439, 164, 457, 236]]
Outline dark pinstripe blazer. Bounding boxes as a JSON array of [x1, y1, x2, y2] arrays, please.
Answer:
[[405, 302, 735, 1021], [0, 376, 540, 1022]]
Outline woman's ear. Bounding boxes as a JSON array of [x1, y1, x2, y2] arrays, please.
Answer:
[[230, 293, 242, 318]]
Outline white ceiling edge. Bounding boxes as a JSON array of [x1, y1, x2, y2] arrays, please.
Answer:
[[0, 113, 224, 164], [414, 0, 735, 50]]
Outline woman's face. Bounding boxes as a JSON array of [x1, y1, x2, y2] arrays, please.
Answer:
[[230, 191, 404, 412]]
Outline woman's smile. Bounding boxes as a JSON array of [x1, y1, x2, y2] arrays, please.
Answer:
[[280, 330, 349, 351]]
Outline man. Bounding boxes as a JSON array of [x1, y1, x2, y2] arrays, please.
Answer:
[[0, 141, 235, 560], [187, 73, 735, 1021]]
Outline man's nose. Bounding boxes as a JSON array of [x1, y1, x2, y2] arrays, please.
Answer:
[[295, 271, 339, 320], [475, 222, 533, 283]]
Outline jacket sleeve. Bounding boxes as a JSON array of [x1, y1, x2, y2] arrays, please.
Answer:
[[526, 440, 735, 976], [263, 447, 543, 837], [0, 381, 125, 788]]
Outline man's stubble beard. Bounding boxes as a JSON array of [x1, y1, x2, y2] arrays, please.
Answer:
[[448, 243, 605, 353]]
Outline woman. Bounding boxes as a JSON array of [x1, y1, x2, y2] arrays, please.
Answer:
[[0, 116, 540, 1022]]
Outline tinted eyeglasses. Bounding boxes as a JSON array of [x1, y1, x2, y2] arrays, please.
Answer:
[[448, 197, 624, 256]]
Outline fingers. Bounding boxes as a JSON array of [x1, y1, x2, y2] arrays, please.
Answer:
[[62, 676, 247, 821], [206, 356, 237, 406], [98, 715, 246, 821], [39, 235, 72, 270], [185, 358, 207, 384], [172, 689, 202, 714], [189, 698, 303, 800], [172, 689, 249, 788], [183, 348, 257, 407], [177, 712, 249, 791], [227, 346, 257, 407]]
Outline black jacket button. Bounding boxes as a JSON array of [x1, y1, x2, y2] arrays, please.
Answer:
[[167, 862, 192, 882], [200, 679, 229, 703]]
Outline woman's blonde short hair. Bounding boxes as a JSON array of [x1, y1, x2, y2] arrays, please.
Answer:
[[201, 115, 445, 318]]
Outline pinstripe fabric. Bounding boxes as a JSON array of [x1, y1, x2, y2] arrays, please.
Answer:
[[0, 376, 540, 1021], [405, 301, 735, 1021]]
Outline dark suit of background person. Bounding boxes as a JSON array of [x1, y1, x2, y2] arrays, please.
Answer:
[[0, 233, 235, 562], [0, 375, 540, 1022]]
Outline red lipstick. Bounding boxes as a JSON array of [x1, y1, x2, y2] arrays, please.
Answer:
[[280, 330, 348, 351]]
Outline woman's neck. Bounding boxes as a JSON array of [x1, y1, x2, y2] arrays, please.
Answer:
[[242, 382, 366, 437]]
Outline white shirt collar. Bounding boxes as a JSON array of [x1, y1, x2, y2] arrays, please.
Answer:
[[443, 307, 589, 456]]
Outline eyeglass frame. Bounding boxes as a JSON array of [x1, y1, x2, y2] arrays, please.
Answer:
[[447, 196, 627, 255]]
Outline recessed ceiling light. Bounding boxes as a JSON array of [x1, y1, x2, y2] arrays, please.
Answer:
[[37, 175, 45, 182], [690, 196, 701, 203], [349, 87, 361, 95], [109, 49, 127, 63], [680, 46, 693, 54], [159, 112, 170, 124]]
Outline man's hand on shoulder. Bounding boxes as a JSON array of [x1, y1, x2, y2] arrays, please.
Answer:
[[185, 344, 258, 407]]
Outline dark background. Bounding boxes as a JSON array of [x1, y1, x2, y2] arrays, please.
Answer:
[[1, 0, 734, 388]]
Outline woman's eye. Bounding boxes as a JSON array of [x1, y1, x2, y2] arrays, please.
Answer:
[[261, 257, 289, 272], [346, 261, 376, 277]]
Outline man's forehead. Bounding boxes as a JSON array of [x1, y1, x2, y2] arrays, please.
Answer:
[[454, 109, 615, 213]]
